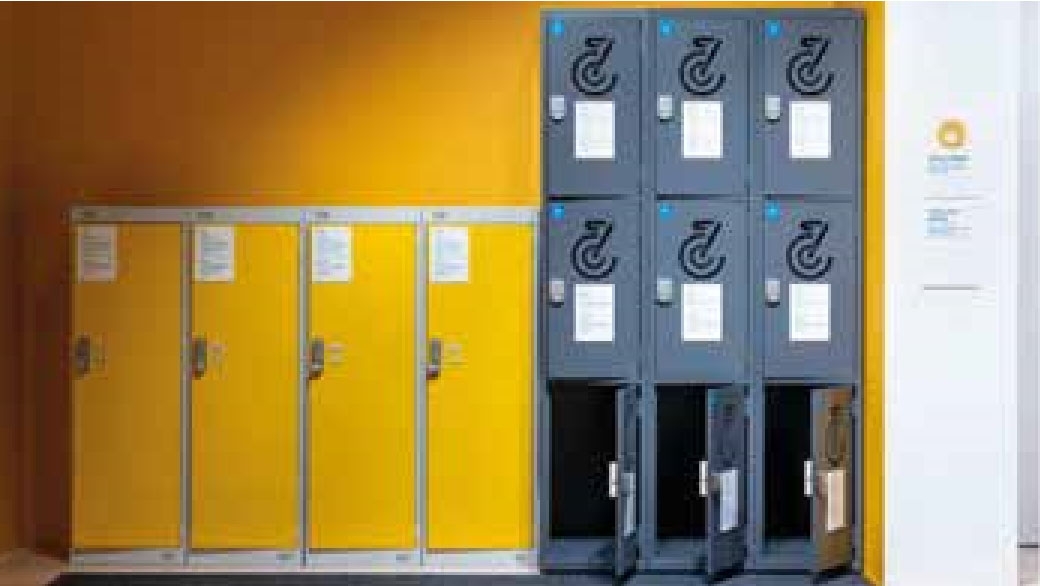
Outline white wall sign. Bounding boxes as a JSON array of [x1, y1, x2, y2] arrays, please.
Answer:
[[574, 100, 615, 160], [789, 283, 830, 342], [430, 226, 469, 283], [574, 283, 614, 342], [311, 226, 352, 283], [790, 100, 831, 160], [194, 226, 235, 282], [77, 225, 116, 283], [682, 282, 723, 342], [682, 100, 723, 160]]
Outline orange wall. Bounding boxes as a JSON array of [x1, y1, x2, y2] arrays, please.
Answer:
[[0, 0, 22, 555], [10, 2, 882, 581]]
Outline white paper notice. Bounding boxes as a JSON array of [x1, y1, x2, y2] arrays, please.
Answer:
[[718, 468, 739, 533], [682, 283, 723, 342], [311, 226, 352, 283], [77, 225, 117, 282], [682, 100, 723, 159], [430, 226, 469, 283], [574, 100, 615, 160], [825, 469, 846, 532], [790, 100, 831, 159], [790, 283, 831, 342], [574, 283, 615, 342], [194, 226, 235, 282]]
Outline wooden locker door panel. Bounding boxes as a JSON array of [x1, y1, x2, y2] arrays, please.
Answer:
[[191, 224, 299, 550], [72, 223, 182, 549], [426, 224, 534, 550], [309, 224, 417, 550]]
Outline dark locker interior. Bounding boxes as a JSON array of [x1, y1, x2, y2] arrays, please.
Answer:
[[549, 382, 616, 540], [764, 387, 812, 548], [656, 385, 706, 541]]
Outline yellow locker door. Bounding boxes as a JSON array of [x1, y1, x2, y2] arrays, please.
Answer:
[[191, 224, 299, 550], [309, 224, 417, 550], [426, 222, 534, 550], [72, 223, 182, 550]]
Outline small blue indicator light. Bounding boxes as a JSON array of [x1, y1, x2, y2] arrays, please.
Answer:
[[766, 202, 781, 221], [766, 21, 781, 38], [551, 204, 565, 220], [660, 19, 673, 37], [550, 19, 564, 37], [659, 203, 672, 218]]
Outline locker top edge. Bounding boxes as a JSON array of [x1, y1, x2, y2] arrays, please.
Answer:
[[542, 8, 863, 21]]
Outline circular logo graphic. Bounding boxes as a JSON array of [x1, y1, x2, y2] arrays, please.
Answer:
[[679, 219, 726, 280], [570, 219, 618, 280], [786, 219, 834, 281], [786, 35, 834, 96], [679, 35, 726, 96], [571, 36, 618, 97]]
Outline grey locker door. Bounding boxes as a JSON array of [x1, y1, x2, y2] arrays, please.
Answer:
[[654, 199, 747, 382], [705, 386, 747, 577], [758, 18, 859, 197], [544, 15, 641, 196], [615, 385, 639, 577], [654, 16, 748, 196], [811, 387, 853, 574], [762, 199, 855, 380], [544, 199, 640, 379]]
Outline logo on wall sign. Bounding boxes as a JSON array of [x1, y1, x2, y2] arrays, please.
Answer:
[[786, 219, 834, 280], [571, 36, 618, 96], [786, 35, 834, 96], [825, 404, 848, 467], [679, 36, 726, 95], [679, 219, 726, 279], [571, 219, 618, 280]]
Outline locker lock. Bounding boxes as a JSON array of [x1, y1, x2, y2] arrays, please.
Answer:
[[426, 338, 442, 380], [73, 335, 92, 377], [548, 278, 566, 305], [191, 337, 208, 379], [765, 94, 783, 123], [765, 278, 781, 306], [309, 338, 326, 380], [657, 94, 674, 121], [549, 94, 566, 122], [655, 277, 674, 305]]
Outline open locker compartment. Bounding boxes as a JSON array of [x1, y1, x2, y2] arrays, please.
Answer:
[[541, 381, 639, 574], [761, 385, 855, 575]]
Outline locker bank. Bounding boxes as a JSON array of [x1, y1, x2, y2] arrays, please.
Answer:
[[0, 2, 1033, 586]]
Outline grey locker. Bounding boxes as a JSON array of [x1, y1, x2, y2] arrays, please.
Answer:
[[615, 386, 640, 577], [653, 16, 749, 196], [706, 386, 747, 577], [654, 199, 747, 383], [544, 199, 640, 379], [811, 387, 854, 574], [544, 15, 642, 196], [761, 199, 855, 380], [758, 18, 860, 197]]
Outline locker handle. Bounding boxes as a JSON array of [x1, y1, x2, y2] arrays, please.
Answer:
[[73, 335, 92, 377], [426, 338, 442, 380], [804, 460, 814, 497], [309, 338, 325, 380], [191, 337, 208, 379], [608, 460, 619, 499], [698, 460, 709, 497]]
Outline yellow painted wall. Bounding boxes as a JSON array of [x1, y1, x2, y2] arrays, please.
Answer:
[[9, 2, 882, 581], [0, 0, 23, 555]]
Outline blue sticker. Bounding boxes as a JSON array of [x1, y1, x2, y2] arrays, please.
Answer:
[[765, 202, 781, 221], [551, 204, 565, 220], [658, 203, 672, 218], [659, 19, 673, 37], [550, 19, 564, 37], [766, 20, 781, 38]]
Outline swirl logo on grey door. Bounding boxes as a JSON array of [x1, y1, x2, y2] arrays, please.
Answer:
[[571, 219, 618, 280], [786, 219, 833, 280], [679, 219, 726, 279], [786, 35, 834, 96], [679, 36, 726, 96], [571, 36, 618, 96]]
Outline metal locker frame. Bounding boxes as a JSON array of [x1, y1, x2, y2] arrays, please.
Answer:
[[68, 205, 540, 573]]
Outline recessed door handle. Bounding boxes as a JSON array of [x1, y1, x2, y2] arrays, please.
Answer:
[[426, 338, 442, 380], [73, 335, 92, 377], [191, 337, 208, 379], [309, 338, 325, 380]]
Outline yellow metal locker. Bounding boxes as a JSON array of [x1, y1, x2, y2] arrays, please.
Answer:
[[426, 222, 534, 551], [308, 223, 417, 550], [190, 224, 299, 551], [72, 223, 183, 550]]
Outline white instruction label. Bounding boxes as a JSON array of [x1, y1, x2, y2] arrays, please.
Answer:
[[311, 226, 352, 283], [574, 100, 615, 160], [719, 468, 739, 533], [790, 100, 831, 159], [825, 469, 846, 532], [790, 283, 830, 342], [430, 226, 469, 283], [77, 225, 117, 282], [194, 226, 235, 282], [682, 283, 723, 342], [574, 283, 614, 342], [682, 100, 723, 159]]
